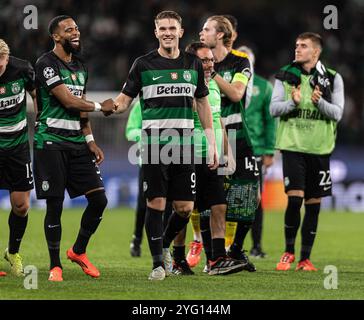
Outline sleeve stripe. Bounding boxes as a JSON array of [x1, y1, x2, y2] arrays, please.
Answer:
[[46, 75, 61, 86]]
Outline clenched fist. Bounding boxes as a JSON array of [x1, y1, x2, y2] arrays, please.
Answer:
[[101, 98, 115, 116]]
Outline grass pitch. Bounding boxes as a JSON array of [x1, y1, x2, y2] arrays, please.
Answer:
[[0, 207, 363, 300]]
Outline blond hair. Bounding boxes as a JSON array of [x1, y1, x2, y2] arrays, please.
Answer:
[[0, 39, 10, 57], [207, 15, 233, 48]]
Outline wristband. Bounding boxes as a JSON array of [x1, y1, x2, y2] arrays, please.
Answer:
[[94, 102, 102, 112], [211, 71, 217, 79], [85, 134, 95, 144]]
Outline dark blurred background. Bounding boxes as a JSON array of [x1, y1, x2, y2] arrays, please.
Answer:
[[1, 0, 363, 211], [1, 0, 363, 145]]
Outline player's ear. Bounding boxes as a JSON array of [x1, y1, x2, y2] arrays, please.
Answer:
[[154, 28, 158, 39], [315, 46, 322, 59], [216, 32, 224, 42], [52, 33, 61, 42], [179, 27, 184, 38]]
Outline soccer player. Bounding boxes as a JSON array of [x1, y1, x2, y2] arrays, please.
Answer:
[[183, 42, 244, 275], [114, 11, 218, 280], [126, 103, 174, 258], [0, 39, 37, 277], [238, 45, 275, 258], [200, 16, 258, 272], [271, 32, 344, 271], [33, 16, 115, 281], [173, 42, 242, 275]]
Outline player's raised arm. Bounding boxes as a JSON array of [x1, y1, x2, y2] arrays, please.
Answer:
[[200, 18, 251, 103], [212, 71, 247, 102]]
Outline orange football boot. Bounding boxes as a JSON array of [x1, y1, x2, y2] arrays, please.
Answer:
[[0, 271, 6, 277], [48, 267, 63, 282], [295, 259, 318, 271], [276, 252, 295, 271], [66, 247, 100, 278], [186, 241, 203, 268]]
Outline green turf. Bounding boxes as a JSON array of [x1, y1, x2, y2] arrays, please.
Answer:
[[0, 207, 363, 300]]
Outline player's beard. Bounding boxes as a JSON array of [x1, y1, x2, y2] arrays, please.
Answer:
[[62, 38, 82, 55]]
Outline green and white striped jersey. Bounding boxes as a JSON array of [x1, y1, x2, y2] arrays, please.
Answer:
[[122, 49, 208, 146], [34, 51, 88, 150], [0, 56, 35, 149]]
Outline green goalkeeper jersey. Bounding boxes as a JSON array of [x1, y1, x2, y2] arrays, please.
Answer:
[[245, 75, 275, 156], [125, 101, 142, 143], [193, 79, 223, 158]]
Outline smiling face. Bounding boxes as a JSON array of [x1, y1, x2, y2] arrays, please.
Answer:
[[53, 18, 81, 54], [154, 18, 184, 52]]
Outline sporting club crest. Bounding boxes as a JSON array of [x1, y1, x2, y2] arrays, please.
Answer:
[[223, 71, 232, 82], [11, 82, 20, 94], [183, 71, 192, 82], [42, 181, 50, 191]]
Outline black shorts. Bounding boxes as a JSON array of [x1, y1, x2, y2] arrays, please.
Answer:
[[282, 150, 332, 199], [195, 161, 226, 212], [142, 163, 195, 202], [34, 147, 104, 199], [0, 143, 33, 192], [232, 147, 260, 181]]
